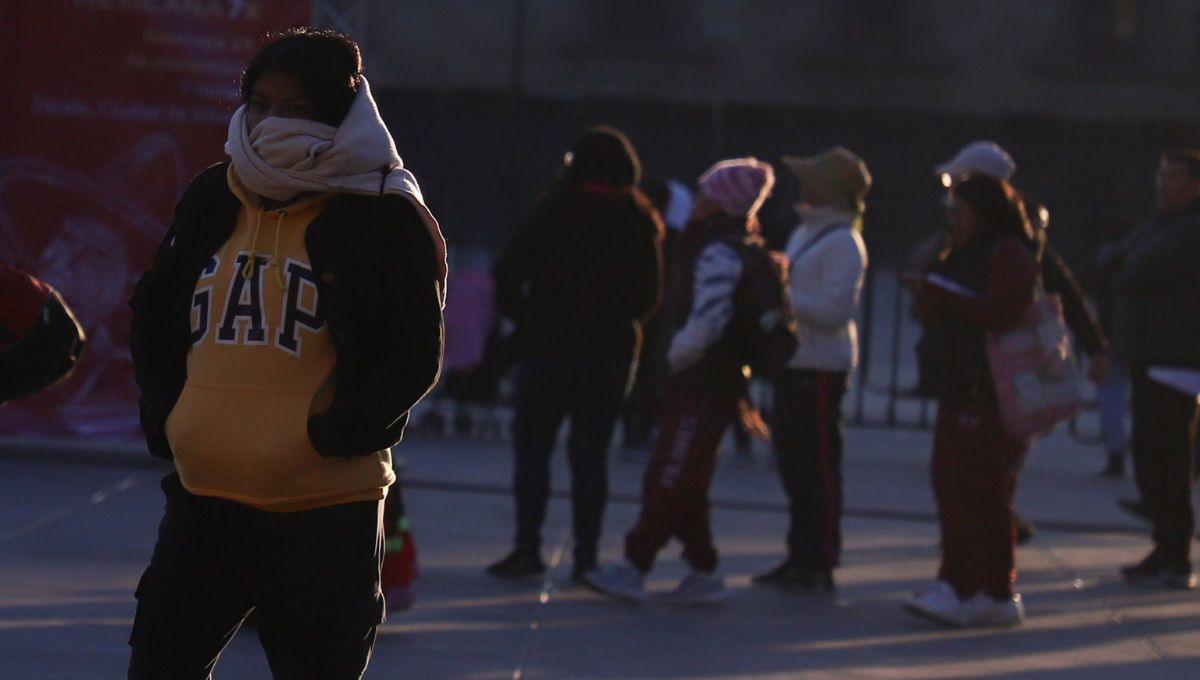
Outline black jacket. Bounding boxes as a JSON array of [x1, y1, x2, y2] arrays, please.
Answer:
[[1113, 201, 1200, 368], [129, 163, 444, 460], [924, 237, 1039, 405], [494, 185, 663, 358]]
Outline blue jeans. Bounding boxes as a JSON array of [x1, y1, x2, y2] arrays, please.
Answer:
[[511, 350, 633, 568]]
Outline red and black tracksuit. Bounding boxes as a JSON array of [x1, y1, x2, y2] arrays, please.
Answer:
[[922, 237, 1038, 600], [773, 369, 848, 573], [623, 217, 749, 574], [625, 385, 740, 572]]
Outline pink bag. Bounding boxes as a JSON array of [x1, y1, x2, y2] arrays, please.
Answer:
[[986, 293, 1081, 438]]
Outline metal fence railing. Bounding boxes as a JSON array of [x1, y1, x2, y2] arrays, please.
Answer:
[[848, 267, 934, 430]]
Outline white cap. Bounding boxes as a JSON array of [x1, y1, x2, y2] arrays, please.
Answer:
[[935, 141, 1016, 186]]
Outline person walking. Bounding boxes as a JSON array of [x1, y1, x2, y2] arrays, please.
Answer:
[[488, 127, 664, 582], [127, 28, 445, 678], [753, 147, 871, 593], [585, 158, 777, 605], [1113, 149, 1200, 590], [905, 175, 1039, 628]]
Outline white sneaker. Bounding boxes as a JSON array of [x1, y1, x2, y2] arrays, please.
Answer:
[[962, 592, 1025, 628], [584, 561, 649, 604], [912, 579, 954, 599], [904, 580, 965, 627], [660, 571, 731, 606]]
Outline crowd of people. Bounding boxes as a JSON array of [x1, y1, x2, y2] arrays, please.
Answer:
[[1, 26, 1195, 679], [488, 131, 1200, 633]]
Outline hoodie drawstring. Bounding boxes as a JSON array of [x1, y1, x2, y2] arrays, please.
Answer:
[[242, 209, 264, 279], [271, 211, 286, 289], [241, 208, 287, 290]]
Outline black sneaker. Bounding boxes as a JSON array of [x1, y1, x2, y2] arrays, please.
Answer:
[[1120, 550, 1164, 578], [1016, 518, 1035, 545], [1166, 569, 1199, 590], [792, 569, 836, 595], [1123, 557, 1196, 590], [752, 561, 800, 587], [1099, 453, 1125, 479], [1118, 498, 1152, 523], [752, 562, 835, 594], [486, 550, 546, 580], [570, 560, 597, 585]]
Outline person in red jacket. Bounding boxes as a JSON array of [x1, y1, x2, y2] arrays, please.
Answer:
[[906, 175, 1039, 628]]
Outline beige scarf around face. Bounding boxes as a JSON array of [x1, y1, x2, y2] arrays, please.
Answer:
[[224, 75, 447, 293]]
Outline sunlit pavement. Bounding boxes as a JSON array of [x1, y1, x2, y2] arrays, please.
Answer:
[[2, 423, 1198, 679]]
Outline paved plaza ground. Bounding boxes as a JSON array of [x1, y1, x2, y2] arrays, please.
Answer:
[[2, 422, 1199, 679]]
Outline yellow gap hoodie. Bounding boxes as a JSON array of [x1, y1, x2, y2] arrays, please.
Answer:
[[165, 167, 394, 511]]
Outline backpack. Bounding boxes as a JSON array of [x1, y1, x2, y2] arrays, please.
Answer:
[[727, 238, 800, 378]]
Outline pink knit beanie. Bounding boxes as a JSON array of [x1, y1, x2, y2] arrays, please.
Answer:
[[697, 158, 775, 218]]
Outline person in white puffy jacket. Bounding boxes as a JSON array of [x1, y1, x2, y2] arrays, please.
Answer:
[[754, 147, 871, 593]]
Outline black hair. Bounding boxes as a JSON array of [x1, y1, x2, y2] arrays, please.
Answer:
[[1162, 148, 1200, 182], [952, 175, 1033, 250], [562, 126, 642, 189], [641, 178, 670, 215], [241, 27, 362, 126]]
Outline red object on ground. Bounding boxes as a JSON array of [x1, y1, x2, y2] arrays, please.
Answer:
[[0, 265, 51, 349], [381, 531, 419, 612]]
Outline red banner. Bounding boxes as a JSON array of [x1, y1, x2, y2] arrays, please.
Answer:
[[0, 0, 309, 437]]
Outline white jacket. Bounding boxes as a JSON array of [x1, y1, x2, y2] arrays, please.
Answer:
[[667, 242, 743, 373], [783, 207, 868, 372]]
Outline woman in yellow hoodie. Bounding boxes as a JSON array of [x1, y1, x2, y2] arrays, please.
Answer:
[[127, 28, 444, 679]]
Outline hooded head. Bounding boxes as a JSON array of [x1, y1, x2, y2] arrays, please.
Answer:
[[562, 126, 642, 189], [241, 28, 363, 128], [697, 158, 775, 220]]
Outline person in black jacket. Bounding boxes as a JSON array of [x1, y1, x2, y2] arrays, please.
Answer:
[[126, 29, 444, 679], [1113, 149, 1200, 590], [488, 127, 664, 581]]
